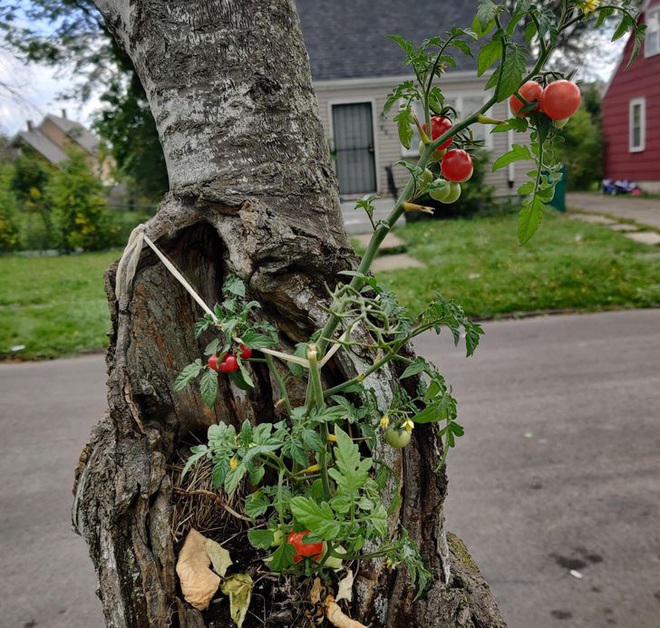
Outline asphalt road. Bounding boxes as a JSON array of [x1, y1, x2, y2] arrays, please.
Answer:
[[1, 310, 659, 628]]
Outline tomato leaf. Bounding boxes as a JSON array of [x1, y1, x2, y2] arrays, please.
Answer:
[[174, 359, 203, 392], [199, 368, 219, 407], [290, 497, 341, 540], [496, 43, 528, 100], [394, 105, 415, 150], [247, 529, 274, 550], [518, 195, 545, 244], [492, 143, 532, 171]]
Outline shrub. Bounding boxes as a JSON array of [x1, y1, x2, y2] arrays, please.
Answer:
[[0, 164, 20, 252], [46, 149, 118, 252]]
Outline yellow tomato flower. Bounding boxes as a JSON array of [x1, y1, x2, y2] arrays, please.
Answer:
[[581, 0, 599, 16], [379, 415, 390, 429], [402, 419, 415, 432], [229, 456, 239, 470]]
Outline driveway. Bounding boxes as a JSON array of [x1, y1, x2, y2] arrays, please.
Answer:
[[567, 192, 660, 229], [1, 310, 659, 628]]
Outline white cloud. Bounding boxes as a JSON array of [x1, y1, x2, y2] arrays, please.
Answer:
[[0, 53, 101, 136]]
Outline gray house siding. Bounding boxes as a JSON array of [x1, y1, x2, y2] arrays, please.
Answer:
[[313, 75, 528, 200]]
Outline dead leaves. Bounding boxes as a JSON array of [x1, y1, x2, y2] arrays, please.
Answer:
[[176, 529, 253, 627], [310, 573, 365, 628], [176, 529, 221, 611]]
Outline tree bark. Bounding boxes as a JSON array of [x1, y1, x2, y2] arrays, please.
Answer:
[[73, 1, 505, 626]]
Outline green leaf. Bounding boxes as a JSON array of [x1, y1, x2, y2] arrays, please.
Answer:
[[290, 497, 341, 540], [612, 13, 633, 42], [268, 540, 296, 571], [496, 43, 528, 100], [174, 359, 203, 392], [239, 362, 254, 388], [475, 0, 499, 31], [224, 463, 247, 495], [240, 329, 277, 349], [228, 369, 251, 390], [333, 426, 361, 477], [400, 357, 428, 379], [518, 195, 545, 244], [244, 491, 270, 519], [394, 106, 415, 150], [492, 144, 532, 171], [204, 338, 220, 356], [199, 368, 219, 407], [224, 275, 246, 298], [477, 38, 501, 76], [181, 445, 208, 479], [247, 529, 274, 550]]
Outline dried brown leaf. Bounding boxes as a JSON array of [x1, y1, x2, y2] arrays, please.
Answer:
[[176, 529, 221, 611], [220, 573, 253, 628]]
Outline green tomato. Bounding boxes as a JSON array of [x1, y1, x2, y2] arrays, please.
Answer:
[[554, 117, 570, 128], [385, 425, 412, 449], [420, 168, 434, 185], [428, 178, 451, 202], [323, 545, 346, 570], [441, 182, 462, 204], [271, 529, 283, 548]]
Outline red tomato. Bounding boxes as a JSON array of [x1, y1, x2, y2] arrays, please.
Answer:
[[540, 80, 581, 120], [287, 530, 324, 563], [509, 81, 543, 116], [239, 344, 252, 359], [429, 115, 453, 150], [441, 149, 473, 183], [219, 355, 239, 372], [208, 355, 220, 372]]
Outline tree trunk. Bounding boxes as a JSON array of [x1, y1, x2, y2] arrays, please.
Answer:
[[73, 1, 505, 626]]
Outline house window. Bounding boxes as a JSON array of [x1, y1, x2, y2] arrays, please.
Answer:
[[401, 94, 492, 157], [645, 8, 660, 57], [629, 98, 645, 152]]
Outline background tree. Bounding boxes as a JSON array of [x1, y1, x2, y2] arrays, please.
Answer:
[[46, 147, 115, 251], [0, 0, 168, 201]]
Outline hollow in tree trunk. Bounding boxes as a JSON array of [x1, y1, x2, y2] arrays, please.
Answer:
[[73, 1, 505, 626]]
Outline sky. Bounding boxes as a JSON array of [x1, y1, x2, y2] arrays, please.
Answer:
[[0, 51, 101, 137]]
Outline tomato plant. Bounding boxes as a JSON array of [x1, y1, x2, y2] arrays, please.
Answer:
[[287, 530, 324, 563], [509, 81, 543, 116], [541, 80, 581, 120], [441, 149, 473, 183], [385, 425, 412, 449]]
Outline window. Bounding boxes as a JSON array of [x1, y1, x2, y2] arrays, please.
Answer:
[[645, 8, 660, 57], [629, 98, 646, 152], [401, 94, 492, 156]]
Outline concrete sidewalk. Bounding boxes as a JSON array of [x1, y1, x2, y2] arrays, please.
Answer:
[[566, 192, 660, 230]]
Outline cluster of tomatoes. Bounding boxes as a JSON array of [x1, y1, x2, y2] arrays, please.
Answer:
[[420, 114, 474, 205], [208, 344, 252, 373], [509, 79, 581, 123]]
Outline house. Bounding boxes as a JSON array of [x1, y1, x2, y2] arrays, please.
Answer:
[[9, 111, 115, 185], [295, 0, 521, 200], [602, 0, 660, 193]]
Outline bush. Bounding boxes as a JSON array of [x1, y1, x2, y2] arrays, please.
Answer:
[[557, 106, 602, 191], [0, 164, 20, 252], [46, 149, 118, 252]]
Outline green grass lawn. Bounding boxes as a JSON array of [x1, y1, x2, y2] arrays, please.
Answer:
[[0, 250, 120, 360], [1, 212, 659, 360], [378, 212, 660, 318]]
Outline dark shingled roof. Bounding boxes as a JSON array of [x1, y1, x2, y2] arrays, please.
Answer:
[[296, 0, 479, 82]]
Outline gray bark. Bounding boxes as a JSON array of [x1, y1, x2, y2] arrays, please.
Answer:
[[73, 1, 505, 626]]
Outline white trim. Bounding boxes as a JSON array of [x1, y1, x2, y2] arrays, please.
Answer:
[[629, 97, 646, 152], [644, 7, 660, 57], [313, 70, 489, 92], [327, 98, 381, 196]]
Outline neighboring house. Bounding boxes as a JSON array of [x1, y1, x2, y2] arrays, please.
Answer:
[[296, 0, 521, 200], [9, 111, 115, 185], [602, 0, 660, 193]]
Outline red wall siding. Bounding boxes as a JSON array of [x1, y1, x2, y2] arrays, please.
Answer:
[[603, 0, 660, 182]]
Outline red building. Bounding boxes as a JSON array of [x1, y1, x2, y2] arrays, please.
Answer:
[[602, 0, 660, 192]]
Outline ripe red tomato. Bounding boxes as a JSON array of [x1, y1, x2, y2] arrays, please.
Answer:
[[540, 80, 581, 120], [441, 149, 473, 183], [219, 355, 239, 372], [429, 115, 453, 150], [239, 344, 252, 360], [287, 530, 324, 563], [509, 81, 543, 116], [208, 355, 220, 372]]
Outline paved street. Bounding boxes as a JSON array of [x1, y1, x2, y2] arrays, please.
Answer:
[[1, 310, 659, 627]]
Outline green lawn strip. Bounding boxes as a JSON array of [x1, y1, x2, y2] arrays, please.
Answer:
[[380, 213, 660, 318], [0, 250, 120, 360]]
